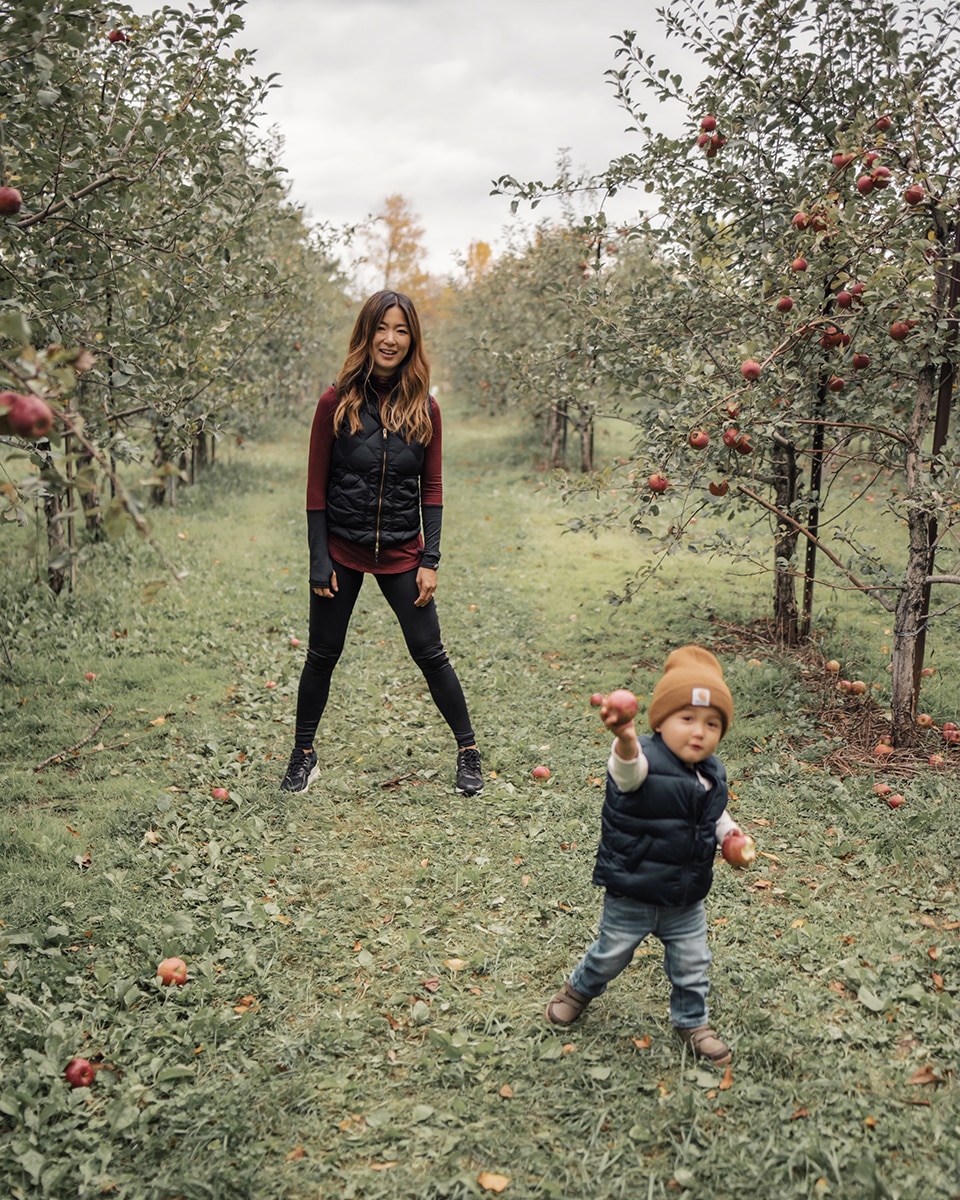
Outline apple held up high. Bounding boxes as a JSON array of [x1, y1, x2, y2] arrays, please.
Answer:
[[721, 830, 756, 868], [599, 688, 639, 726]]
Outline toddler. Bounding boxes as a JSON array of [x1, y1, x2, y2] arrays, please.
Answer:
[[546, 645, 742, 1065]]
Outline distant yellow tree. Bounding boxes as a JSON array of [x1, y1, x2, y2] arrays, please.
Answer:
[[465, 239, 492, 280], [366, 194, 430, 296]]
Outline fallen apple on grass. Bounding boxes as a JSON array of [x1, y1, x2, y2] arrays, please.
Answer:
[[873, 782, 892, 797], [721, 830, 756, 868], [887, 793, 905, 809], [64, 1057, 95, 1088], [211, 787, 230, 800], [84, 672, 97, 682], [157, 957, 188, 986], [941, 722, 960, 744], [531, 765, 551, 780], [589, 693, 604, 707]]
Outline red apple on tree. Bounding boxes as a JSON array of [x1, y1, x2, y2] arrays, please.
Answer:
[[157, 956, 188, 986], [0, 186, 22, 216], [700, 114, 717, 132], [722, 428, 740, 448], [108, 28, 127, 42], [856, 174, 875, 195], [903, 185, 925, 206], [648, 473, 669, 493], [827, 376, 845, 392], [721, 830, 756, 868], [871, 165, 891, 188], [831, 151, 856, 170], [734, 434, 753, 455], [792, 256, 808, 272], [889, 320, 915, 341], [64, 1057, 95, 1088], [875, 114, 893, 131], [776, 295, 794, 313], [688, 429, 710, 449], [709, 479, 729, 497], [2, 391, 55, 438], [852, 353, 871, 370], [835, 290, 853, 309], [791, 212, 809, 231], [740, 358, 761, 381]]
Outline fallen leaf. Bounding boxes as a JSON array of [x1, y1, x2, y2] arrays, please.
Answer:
[[791, 1107, 810, 1120], [370, 1161, 399, 1171], [718, 1065, 733, 1090], [443, 958, 466, 971], [919, 915, 938, 929], [499, 1083, 514, 1098], [932, 973, 944, 991], [928, 945, 941, 960], [907, 1065, 944, 1086], [864, 1116, 878, 1128], [561, 1043, 576, 1055], [233, 995, 259, 1014], [142, 829, 160, 844], [285, 1146, 305, 1161], [149, 715, 167, 726], [74, 852, 91, 870], [478, 1171, 511, 1193], [422, 977, 440, 993], [631, 1035, 651, 1050]]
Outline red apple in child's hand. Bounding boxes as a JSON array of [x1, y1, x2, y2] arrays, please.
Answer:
[[64, 1056, 95, 1088], [601, 688, 639, 725], [157, 957, 188, 986], [721, 830, 756, 868]]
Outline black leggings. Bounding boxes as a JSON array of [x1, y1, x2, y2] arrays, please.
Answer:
[[293, 560, 476, 751]]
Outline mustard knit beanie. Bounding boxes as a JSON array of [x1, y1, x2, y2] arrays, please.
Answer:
[[648, 645, 734, 736]]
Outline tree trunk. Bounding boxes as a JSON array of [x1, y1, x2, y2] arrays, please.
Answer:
[[38, 442, 67, 595], [800, 382, 828, 640], [771, 433, 800, 645], [77, 448, 105, 539], [579, 413, 594, 473], [889, 363, 938, 745]]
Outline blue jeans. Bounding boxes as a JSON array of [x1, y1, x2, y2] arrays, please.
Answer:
[[568, 891, 712, 1029]]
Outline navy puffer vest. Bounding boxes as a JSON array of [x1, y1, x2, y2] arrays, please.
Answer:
[[591, 734, 728, 906], [325, 393, 433, 555]]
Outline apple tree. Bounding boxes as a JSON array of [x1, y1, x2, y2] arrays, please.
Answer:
[[0, 0, 349, 591], [494, 0, 960, 744]]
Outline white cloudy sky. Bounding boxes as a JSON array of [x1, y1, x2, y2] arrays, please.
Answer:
[[202, 0, 694, 277]]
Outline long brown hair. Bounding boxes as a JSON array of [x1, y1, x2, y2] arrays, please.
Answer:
[[334, 291, 433, 444]]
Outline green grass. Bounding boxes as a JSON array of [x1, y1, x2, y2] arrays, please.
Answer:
[[0, 405, 959, 1199]]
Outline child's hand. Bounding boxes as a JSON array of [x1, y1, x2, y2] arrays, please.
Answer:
[[592, 689, 639, 732], [721, 829, 757, 868]]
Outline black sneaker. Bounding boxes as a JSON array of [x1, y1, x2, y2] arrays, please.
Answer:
[[455, 747, 484, 796], [280, 748, 319, 793]]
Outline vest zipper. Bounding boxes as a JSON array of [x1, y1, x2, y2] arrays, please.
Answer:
[[374, 426, 387, 562]]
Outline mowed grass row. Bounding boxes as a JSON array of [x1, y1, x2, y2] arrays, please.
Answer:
[[0, 405, 958, 1199]]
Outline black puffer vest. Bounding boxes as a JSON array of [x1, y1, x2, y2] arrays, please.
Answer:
[[325, 391, 433, 557], [592, 734, 728, 907]]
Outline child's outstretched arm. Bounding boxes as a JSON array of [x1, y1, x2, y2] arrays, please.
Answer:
[[595, 689, 648, 792]]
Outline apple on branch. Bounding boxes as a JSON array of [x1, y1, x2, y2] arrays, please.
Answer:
[[0, 187, 22, 216], [648, 473, 669, 493]]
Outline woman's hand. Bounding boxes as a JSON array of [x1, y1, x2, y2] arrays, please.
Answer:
[[312, 570, 338, 599], [414, 567, 437, 607]]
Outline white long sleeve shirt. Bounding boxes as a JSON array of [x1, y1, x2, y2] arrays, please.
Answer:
[[608, 741, 739, 845]]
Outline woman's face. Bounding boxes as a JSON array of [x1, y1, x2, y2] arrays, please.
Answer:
[[370, 304, 412, 377]]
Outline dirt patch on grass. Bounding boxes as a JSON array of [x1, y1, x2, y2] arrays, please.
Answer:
[[707, 616, 958, 781]]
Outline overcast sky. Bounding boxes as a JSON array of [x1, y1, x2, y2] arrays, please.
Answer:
[[204, 0, 692, 278]]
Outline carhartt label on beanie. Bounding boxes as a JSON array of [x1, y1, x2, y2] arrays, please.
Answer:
[[648, 645, 734, 735]]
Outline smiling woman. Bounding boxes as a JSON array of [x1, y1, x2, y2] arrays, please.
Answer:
[[279, 290, 484, 798]]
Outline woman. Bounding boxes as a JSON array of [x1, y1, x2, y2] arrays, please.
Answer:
[[280, 290, 483, 797]]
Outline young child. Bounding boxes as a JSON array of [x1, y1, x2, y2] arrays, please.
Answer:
[[546, 645, 742, 1065]]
